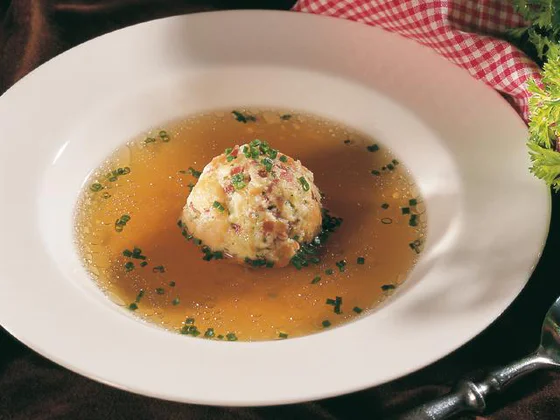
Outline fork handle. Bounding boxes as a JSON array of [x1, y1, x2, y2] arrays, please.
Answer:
[[399, 353, 552, 420]]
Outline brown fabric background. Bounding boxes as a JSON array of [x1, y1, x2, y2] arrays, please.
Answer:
[[1, 1, 559, 419]]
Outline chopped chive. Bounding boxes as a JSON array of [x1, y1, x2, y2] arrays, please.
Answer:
[[90, 183, 103, 192], [401, 207, 411, 215], [279, 155, 288, 163], [409, 214, 419, 227], [381, 284, 396, 291], [159, 130, 170, 142], [266, 260, 275, 268], [298, 176, 310, 191], [124, 262, 134, 272], [409, 240, 423, 254], [381, 203, 389, 209], [187, 183, 195, 192], [155, 287, 165, 295], [213, 201, 225, 212], [123, 249, 133, 258], [169, 281, 176, 287], [225, 147, 233, 155], [409, 199, 418, 206], [187, 167, 202, 178], [267, 149, 278, 159], [371, 170, 381, 176], [367, 144, 380, 152], [204, 328, 215, 338], [387, 163, 395, 170], [144, 137, 156, 144], [115, 214, 131, 232], [280, 114, 292, 120], [311, 276, 321, 284], [392, 159, 399, 165], [278, 332, 289, 339], [322, 320, 331, 328], [226, 332, 238, 341], [128, 303, 138, 310], [357, 257, 365, 265], [135, 290, 145, 303], [232, 110, 250, 123], [335, 260, 347, 272], [152, 265, 165, 273], [381, 218, 393, 225], [326, 298, 336, 305], [353, 306, 363, 314], [172, 297, 180, 305], [261, 157, 273, 172], [185, 318, 195, 325], [231, 173, 246, 189], [325, 268, 334, 275], [140, 261, 148, 267]]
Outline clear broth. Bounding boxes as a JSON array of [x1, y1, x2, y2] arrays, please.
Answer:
[[75, 109, 426, 341]]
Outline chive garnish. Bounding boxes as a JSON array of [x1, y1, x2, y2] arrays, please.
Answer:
[[169, 281, 176, 287], [280, 114, 292, 120], [409, 239, 423, 254], [357, 257, 365, 265], [322, 320, 331, 328], [381, 203, 389, 209], [261, 158, 273, 172], [128, 303, 138, 310], [187, 167, 202, 178], [278, 332, 288, 339], [335, 260, 347, 272], [279, 155, 288, 163], [326, 298, 336, 305], [226, 332, 238, 341], [387, 163, 395, 170], [409, 214, 418, 227], [367, 144, 380, 152], [140, 261, 148, 267], [123, 249, 133, 258], [124, 262, 134, 272], [185, 318, 195, 325], [401, 207, 411, 215], [353, 306, 363, 314], [159, 130, 170, 142], [205, 328, 215, 338], [144, 137, 156, 144], [115, 214, 131, 232], [232, 110, 256, 123], [90, 183, 103, 192], [409, 198, 418, 206], [213, 201, 225, 212], [371, 170, 381, 176], [381, 284, 396, 291], [152, 265, 165, 273], [325, 268, 334, 275], [135, 290, 145, 302], [311, 276, 321, 284], [155, 288, 165, 295], [172, 297, 180, 305], [298, 177, 310, 192], [231, 172, 246, 190]]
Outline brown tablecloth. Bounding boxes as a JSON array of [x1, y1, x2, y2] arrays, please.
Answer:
[[1, 1, 559, 419]]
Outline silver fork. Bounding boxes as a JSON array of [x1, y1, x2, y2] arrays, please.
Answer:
[[399, 296, 560, 419]]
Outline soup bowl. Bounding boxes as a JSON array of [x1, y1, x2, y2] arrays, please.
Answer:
[[0, 11, 549, 406]]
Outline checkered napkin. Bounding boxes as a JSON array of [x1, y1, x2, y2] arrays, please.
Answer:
[[292, 0, 541, 122]]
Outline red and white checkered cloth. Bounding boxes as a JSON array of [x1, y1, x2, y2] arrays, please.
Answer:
[[292, 0, 542, 122]]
